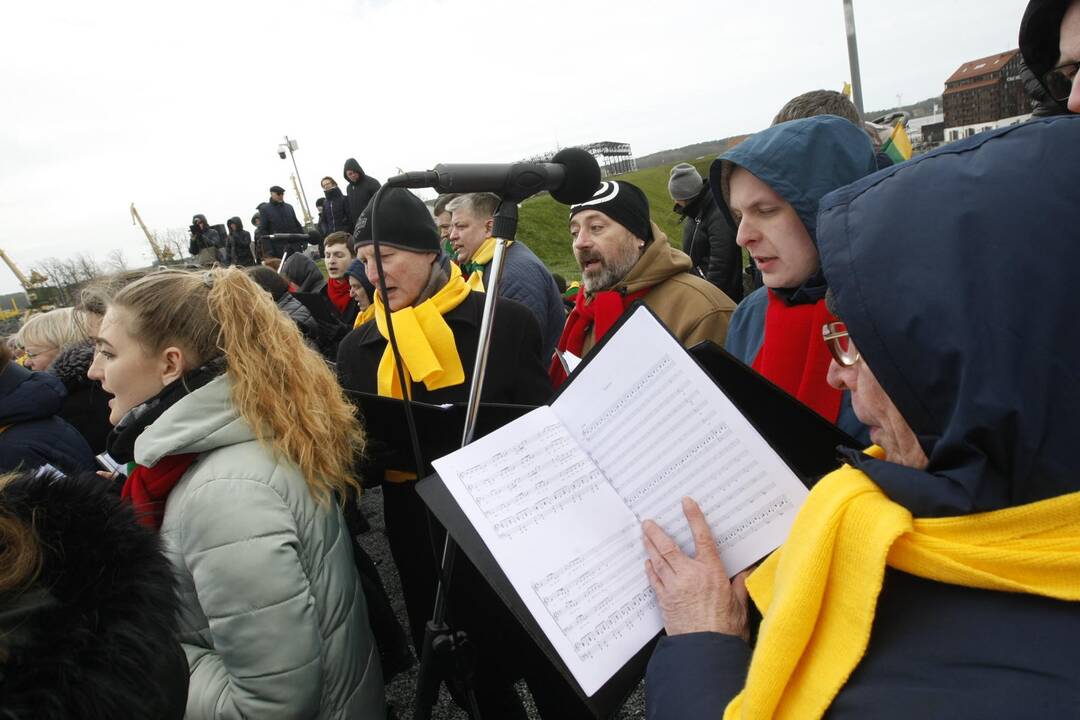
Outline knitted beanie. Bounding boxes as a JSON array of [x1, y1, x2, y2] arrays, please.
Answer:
[[352, 188, 441, 253], [569, 181, 654, 242], [668, 163, 704, 201]]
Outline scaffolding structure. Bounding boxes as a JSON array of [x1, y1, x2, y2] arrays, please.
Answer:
[[522, 140, 637, 178]]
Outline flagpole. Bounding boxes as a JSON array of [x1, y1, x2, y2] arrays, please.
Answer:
[[842, 0, 866, 120]]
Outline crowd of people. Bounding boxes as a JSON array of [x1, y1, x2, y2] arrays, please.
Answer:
[[1, 0, 1078, 717]]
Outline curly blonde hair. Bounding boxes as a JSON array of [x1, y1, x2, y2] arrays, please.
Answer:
[[110, 268, 364, 504]]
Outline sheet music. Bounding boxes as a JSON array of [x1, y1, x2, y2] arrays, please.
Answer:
[[553, 307, 808, 574], [433, 406, 657, 696], [433, 307, 809, 697]]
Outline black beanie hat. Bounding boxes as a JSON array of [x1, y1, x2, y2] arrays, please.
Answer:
[[568, 181, 653, 242], [352, 187, 441, 253], [269, 185, 285, 194]]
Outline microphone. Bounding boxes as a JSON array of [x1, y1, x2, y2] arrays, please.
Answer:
[[386, 147, 602, 204]]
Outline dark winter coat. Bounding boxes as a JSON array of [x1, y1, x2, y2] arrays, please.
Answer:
[[252, 204, 267, 257], [646, 115, 1080, 720], [343, 158, 381, 229], [0, 362, 96, 475], [46, 341, 112, 455], [281, 252, 327, 293], [225, 216, 256, 266], [321, 284, 359, 327], [188, 213, 221, 264], [257, 199, 306, 256], [0, 470, 189, 720], [477, 240, 566, 361], [335, 290, 579, 718], [321, 186, 351, 235], [676, 179, 743, 302], [336, 290, 551, 406]]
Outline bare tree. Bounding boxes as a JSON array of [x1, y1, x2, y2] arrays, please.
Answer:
[[32, 258, 74, 304], [159, 227, 190, 264], [72, 253, 101, 283], [30, 254, 104, 306], [106, 248, 129, 272]]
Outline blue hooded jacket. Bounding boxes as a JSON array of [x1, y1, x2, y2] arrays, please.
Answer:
[[0, 362, 96, 475], [646, 116, 1080, 720], [820, 114, 1080, 516], [711, 116, 877, 442]]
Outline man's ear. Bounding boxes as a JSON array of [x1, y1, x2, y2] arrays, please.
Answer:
[[485, 217, 494, 237], [159, 346, 187, 385]]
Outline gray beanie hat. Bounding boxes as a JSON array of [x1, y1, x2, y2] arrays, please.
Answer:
[[668, 163, 704, 201]]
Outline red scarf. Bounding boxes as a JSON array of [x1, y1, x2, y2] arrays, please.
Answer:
[[548, 286, 650, 386], [751, 290, 842, 422], [121, 453, 199, 530], [327, 277, 352, 315]]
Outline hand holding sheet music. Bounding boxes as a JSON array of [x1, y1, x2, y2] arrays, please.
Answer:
[[432, 306, 810, 696]]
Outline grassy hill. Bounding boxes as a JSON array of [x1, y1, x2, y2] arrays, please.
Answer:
[[517, 157, 714, 282]]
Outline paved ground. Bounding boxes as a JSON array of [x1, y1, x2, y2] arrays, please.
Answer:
[[356, 486, 646, 719]]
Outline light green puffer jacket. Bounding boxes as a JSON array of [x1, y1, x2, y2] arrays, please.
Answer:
[[135, 375, 385, 719]]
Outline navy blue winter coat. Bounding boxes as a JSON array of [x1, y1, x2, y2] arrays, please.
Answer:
[[478, 240, 566, 361], [0, 362, 96, 475], [646, 116, 1080, 719], [258, 199, 303, 235]]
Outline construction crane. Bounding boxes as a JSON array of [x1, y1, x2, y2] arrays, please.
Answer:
[[130, 203, 174, 264], [0, 247, 48, 304]]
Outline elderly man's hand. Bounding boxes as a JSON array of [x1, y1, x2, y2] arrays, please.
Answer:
[[643, 496, 750, 640]]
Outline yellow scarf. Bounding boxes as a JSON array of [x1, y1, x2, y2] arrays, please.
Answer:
[[724, 447, 1080, 720], [463, 237, 513, 292], [353, 303, 376, 328], [374, 263, 471, 400]]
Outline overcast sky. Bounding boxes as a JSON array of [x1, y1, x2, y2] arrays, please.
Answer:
[[1, 0, 1026, 295]]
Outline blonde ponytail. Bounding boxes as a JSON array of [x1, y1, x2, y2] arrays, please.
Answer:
[[111, 268, 364, 504], [208, 268, 364, 503]]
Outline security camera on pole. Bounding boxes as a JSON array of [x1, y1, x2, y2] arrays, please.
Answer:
[[276, 136, 315, 228]]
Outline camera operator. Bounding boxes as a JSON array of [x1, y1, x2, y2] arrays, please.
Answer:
[[189, 213, 221, 267]]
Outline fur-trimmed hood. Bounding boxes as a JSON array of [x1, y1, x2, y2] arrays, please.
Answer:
[[46, 340, 95, 392], [0, 471, 188, 719]]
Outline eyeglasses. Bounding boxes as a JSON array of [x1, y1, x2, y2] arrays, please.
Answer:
[[1041, 60, 1080, 103], [822, 321, 860, 367]]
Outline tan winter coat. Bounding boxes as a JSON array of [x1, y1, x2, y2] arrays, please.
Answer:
[[579, 223, 737, 356]]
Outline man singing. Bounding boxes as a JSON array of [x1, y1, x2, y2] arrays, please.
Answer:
[[335, 187, 591, 719], [551, 180, 736, 385]]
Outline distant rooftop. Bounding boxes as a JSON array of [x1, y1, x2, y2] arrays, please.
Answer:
[[945, 49, 1019, 85]]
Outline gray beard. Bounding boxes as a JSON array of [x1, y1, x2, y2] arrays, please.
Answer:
[[581, 246, 640, 294]]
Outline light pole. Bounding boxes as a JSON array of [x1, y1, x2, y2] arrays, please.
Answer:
[[277, 136, 314, 227], [842, 0, 866, 120]]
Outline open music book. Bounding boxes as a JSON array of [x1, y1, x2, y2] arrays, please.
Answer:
[[431, 306, 810, 697]]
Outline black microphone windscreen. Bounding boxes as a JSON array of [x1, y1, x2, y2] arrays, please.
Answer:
[[550, 148, 602, 205], [386, 171, 439, 189]]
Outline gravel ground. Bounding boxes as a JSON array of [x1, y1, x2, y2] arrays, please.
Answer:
[[356, 486, 646, 720]]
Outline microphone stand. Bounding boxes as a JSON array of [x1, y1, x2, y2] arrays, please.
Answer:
[[413, 199, 518, 720]]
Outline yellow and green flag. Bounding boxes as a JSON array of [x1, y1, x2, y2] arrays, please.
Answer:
[[881, 121, 912, 163]]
